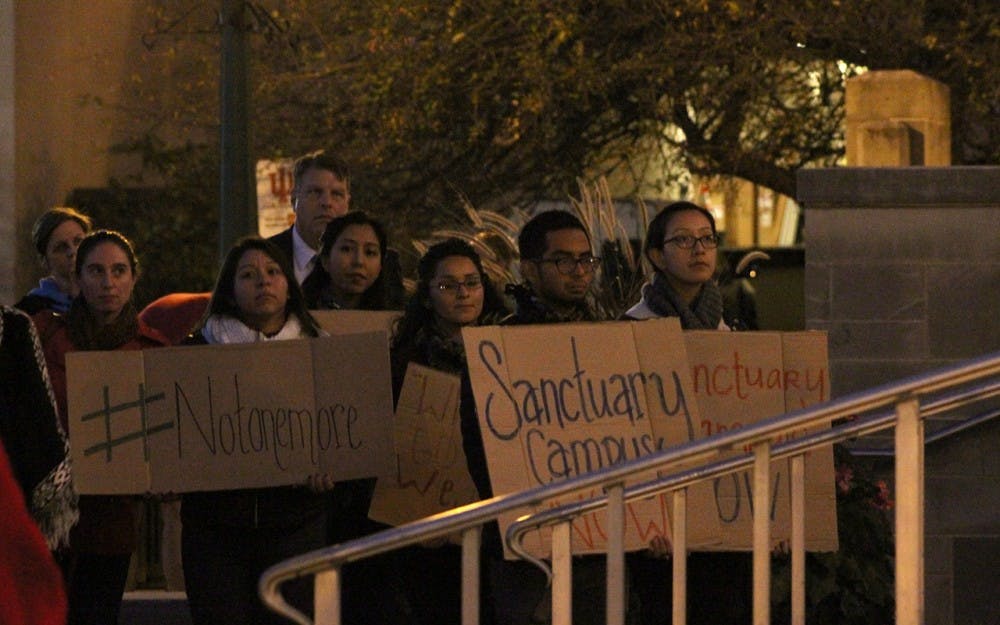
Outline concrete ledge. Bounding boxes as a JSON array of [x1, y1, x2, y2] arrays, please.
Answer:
[[120, 591, 191, 625], [797, 166, 1000, 207]]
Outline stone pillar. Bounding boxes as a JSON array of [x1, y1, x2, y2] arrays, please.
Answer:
[[845, 70, 951, 167], [798, 166, 1000, 625]]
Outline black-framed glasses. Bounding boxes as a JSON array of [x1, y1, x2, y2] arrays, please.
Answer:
[[433, 277, 484, 293], [663, 234, 720, 250], [534, 256, 602, 275]]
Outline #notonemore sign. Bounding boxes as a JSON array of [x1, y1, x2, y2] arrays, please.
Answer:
[[66, 333, 395, 494]]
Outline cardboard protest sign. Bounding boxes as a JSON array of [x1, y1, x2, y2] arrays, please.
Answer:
[[781, 332, 838, 552], [463, 319, 705, 557], [369, 363, 479, 527], [66, 351, 153, 494], [630, 321, 720, 549], [684, 330, 836, 551], [66, 334, 395, 494], [310, 310, 401, 342]]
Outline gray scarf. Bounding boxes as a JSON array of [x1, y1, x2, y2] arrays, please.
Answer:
[[641, 271, 724, 330]]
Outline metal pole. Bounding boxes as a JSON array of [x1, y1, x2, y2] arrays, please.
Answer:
[[752, 442, 771, 625], [895, 398, 924, 625], [462, 527, 482, 625], [671, 489, 687, 625], [219, 0, 254, 260], [314, 568, 341, 625], [552, 521, 573, 625], [790, 454, 806, 625], [605, 484, 626, 625]]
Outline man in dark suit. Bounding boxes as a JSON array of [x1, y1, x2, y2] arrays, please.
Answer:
[[270, 150, 351, 285], [271, 150, 405, 307], [269, 150, 352, 285]]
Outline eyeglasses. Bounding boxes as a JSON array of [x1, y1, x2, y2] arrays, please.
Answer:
[[663, 234, 720, 249], [534, 256, 602, 275], [434, 278, 484, 294]]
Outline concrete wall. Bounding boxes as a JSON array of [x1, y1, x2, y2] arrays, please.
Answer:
[[1, 0, 15, 303], [798, 166, 1000, 625], [798, 166, 999, 395], [2, 0, 147, 303]]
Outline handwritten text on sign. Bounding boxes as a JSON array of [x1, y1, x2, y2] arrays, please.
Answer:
[[464, 321, 837, 557], [464, 319, 709, 557], [684, 330, 837, 552], [66, 334, 395, 494], [369, 363, 478, 526]]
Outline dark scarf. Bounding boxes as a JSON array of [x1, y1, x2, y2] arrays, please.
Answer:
[[66, 297, 140, 351], [412, 324, 467, 375], [642, 271, 724, 330], [505, 283, 598, 324]]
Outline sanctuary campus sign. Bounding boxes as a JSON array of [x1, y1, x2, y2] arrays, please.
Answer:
[[463, 319, 837, 557]]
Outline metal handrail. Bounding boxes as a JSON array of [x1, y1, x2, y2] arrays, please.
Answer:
[[260, 350, 1000, 625]]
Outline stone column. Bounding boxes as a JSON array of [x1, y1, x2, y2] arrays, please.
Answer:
[[845, 70, 951, 166]]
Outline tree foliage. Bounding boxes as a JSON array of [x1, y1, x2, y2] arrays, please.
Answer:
[[118, 0, 998, 245]]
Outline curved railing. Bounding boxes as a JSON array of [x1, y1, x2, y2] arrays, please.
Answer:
[[260, 351, 1000, 625]]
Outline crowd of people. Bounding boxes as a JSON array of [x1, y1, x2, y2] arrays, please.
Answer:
[[1, 148, 752, 625]]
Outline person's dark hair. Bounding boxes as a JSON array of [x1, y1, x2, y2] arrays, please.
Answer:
[[292, 150, 351, 192], [392, 238, 508, 350], [32, 207, 93, 257], [642, 201, 717, 266], [313, 211, 390, 310], [518, 210, 590, 261], [201, 237, 321, 337], [74, 230, 139, 277]]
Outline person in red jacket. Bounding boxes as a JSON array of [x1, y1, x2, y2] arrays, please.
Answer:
[[0, 439, 67, 625], [33, 229, 169, 625]]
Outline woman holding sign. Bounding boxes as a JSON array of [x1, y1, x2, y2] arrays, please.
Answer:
[[32, 230, 170, 625], [389, 238, 508, 624], [179, 237, 332, 625], [300, 212, 414, 623], [625, 202, 754, 625]]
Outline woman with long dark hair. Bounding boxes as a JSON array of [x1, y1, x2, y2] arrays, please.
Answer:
[[302, 211, 399, 310], [179, 237, 328, 625], [33, 229, 169, 625], [390, 238, 508, 624], [391, 237, 508, 395]]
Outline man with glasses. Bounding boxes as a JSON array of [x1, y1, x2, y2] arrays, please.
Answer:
[[503, 209, 602, 325], [461, 210, 631, 625]]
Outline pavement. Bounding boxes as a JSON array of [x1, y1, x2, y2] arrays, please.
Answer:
[[119, 591, 192, 625]]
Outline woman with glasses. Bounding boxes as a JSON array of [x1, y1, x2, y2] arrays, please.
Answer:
[[390, 238, 507, 396], [626, 201, 763, 625], [624, 201, 729, 329], [388, 238, 508, 624]]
